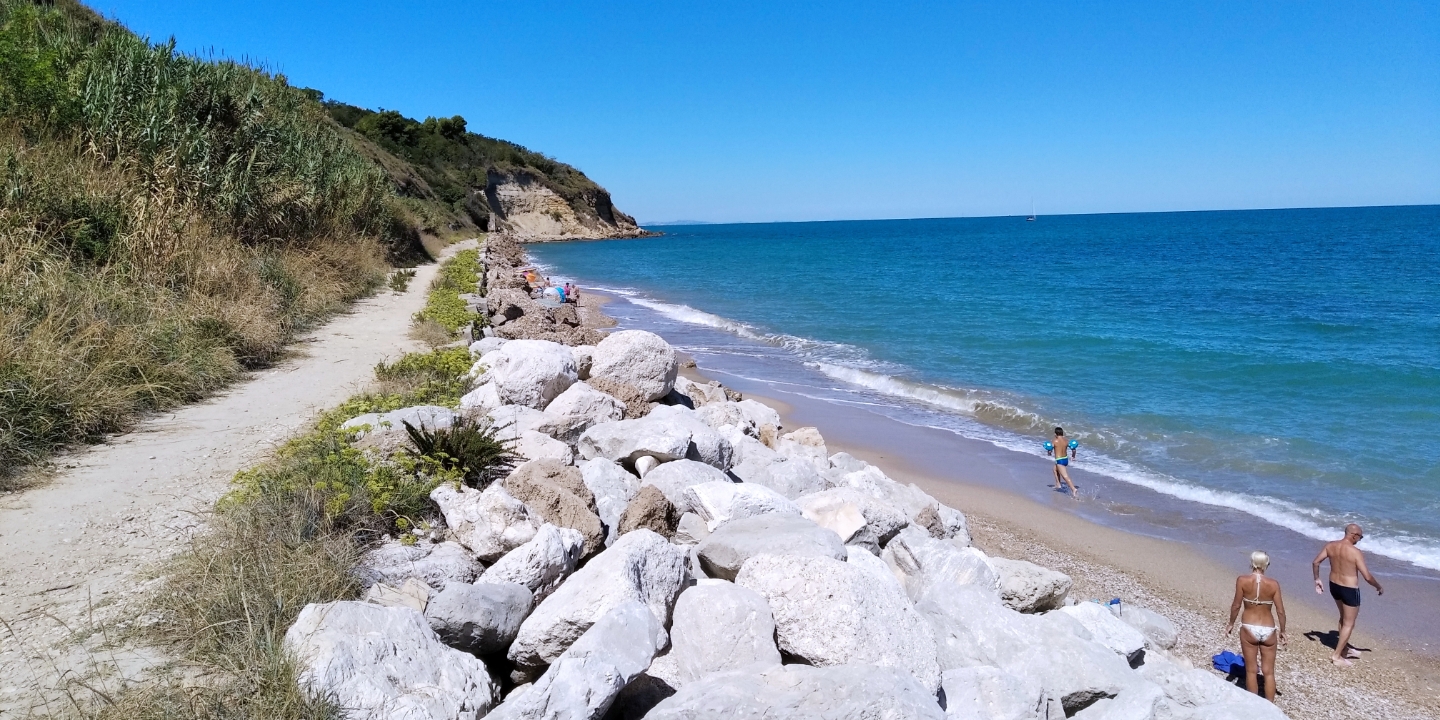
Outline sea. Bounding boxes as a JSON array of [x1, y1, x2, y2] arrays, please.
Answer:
[[527, 206, 1440, 575]]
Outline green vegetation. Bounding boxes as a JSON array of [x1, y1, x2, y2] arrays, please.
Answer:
[[387, 268, 417, 293], [322, 99, 621, 233], [0, 0, 423, 481], [413, 248, 483, 333], [404, 416, 520, 489]]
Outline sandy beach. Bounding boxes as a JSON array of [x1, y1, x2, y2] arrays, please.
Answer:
[[671, 360, 1440, 720]]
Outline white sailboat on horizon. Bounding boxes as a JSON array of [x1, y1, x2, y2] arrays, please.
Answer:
[[1027, 199, 1037, 221]]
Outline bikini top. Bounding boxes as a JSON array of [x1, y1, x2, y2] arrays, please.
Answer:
[[1242, 572, 1275, 606]]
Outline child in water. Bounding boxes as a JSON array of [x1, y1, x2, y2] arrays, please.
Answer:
[[1048, 427, 1079, 497]]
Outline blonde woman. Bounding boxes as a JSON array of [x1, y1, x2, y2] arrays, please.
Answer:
[[1225, 551, 1287, 701]]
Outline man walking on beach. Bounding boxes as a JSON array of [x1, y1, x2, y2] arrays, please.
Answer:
[[1312, 523, 1383, 666]]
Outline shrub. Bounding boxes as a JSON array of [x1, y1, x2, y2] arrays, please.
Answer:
[[403, 416, 520, 489], [388, 268, 416, 293], [412, 248, 481, 333]]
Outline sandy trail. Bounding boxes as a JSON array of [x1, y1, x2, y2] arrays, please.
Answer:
[[0, 239, 477, 715]]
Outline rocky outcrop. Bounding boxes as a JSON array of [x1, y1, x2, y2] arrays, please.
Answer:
[[484, 169, 649, 242]]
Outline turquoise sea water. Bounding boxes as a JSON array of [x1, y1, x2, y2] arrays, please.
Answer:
[[528, 206, 1440, 571]]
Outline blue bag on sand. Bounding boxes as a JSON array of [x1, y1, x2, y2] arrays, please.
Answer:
[[1212, 650, 1244, 673]]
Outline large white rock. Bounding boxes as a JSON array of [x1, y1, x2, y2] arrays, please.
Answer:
[[514, 429, 575, 464], [355, 539, 482, 591], [1137, 656, 1286, 719], [424, 581, 533, 655], [834, 462, 970, 543], [644, 664, 946, 720], [639, 459, 731, 513], [646, 405, 734, 469], [774, 427, 829, 471], [487, 600, 666, 720], [470, 336, 508, 357], [883, 526, 999, 601], [735, 399, 781, 433], [998, 629, 1139, 715], [694, 402, 757, 437], [588, 330, 678, 402], [487, 404, 553, 437], [342, 405, 458, 439], [738, 457, 828, 500], [918, 582, 1034, 671], [483, 339, 578, 409], [459, 382, 502, 415], [543, 381, 624, 432], [578, 458, 641, 545], [683, 481, 801, 531], [1072, 681, 1165, 720], [735, 553, 942, 693], [480, 523, 585, 602], [579, 418, 692, 466], [668, 580, 782, 685], [570, 345, 595, 380], [1118, 606, 1178, 651], [430, 483, 541, 563], [1056, 603, 1148, 665], [673, 375, 728, 407], [798, 487, 909, 551], [991, 557, 1073, 614], [941, 666, 1056, 720], [845, 545, 907, 598], [285, 601, 497, 720], [695, 514, 846, 581], [508, 529, 687, 668]]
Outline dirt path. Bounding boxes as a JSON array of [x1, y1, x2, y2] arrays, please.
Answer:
[[0, 240, 477, 716]]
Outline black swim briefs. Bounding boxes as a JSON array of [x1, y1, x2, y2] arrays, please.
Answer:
[[1330, 581, 1361, 607]]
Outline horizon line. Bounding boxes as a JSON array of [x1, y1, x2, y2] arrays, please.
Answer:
[[638, 201, 1438, 228]]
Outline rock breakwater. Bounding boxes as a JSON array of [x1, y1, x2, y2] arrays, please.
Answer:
[[282, 237, 1287, 719]]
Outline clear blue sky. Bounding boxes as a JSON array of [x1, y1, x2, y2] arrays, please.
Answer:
[[95, 0, 1439, 223]]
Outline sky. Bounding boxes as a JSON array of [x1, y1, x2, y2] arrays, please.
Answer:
[[95, 1, 1440, 223]]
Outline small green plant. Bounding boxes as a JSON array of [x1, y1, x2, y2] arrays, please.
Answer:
[[413, 248, 482, 333], [403, 416, 520, 488], [388, 268, 416, 293]]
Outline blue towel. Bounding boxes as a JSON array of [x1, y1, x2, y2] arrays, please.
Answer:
[[1212, 650, 1244, 673]]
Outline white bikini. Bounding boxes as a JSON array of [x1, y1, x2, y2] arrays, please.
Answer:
[[1240, 572, 1278, 643]]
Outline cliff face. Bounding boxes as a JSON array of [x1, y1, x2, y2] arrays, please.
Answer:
[[484, 170, 648, 241]]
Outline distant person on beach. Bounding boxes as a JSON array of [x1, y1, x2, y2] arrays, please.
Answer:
[[1048, 427, 1079, 497], [1312, 523, 1383, 666], [1225, 551, 1287, 701]]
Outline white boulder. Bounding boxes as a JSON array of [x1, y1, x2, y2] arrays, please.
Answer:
[[774, 427, 828, 471], [470, 336, 508, 357], [738, 457, 828, 499], [588, 330, 678, 402], [508, 529, 687, 668], [514, 429, 575, 464], [480, 523, 585, 602], [668, 580, 782, 685], [639, 459, 731, 513], [941, 666, 1055, 720], [735, 553, 942, 693], [285, 601, 497, 720], [355, 539, 482, 591], [430, 483, 541, 563], [1119, 606, 1178, 651], [578, 458, 641, 545], [424, 581, 533, 655], [683, 481, 801, 531], [1056, 603, 1148, 665], [542, 382, 624, 432], [695, 514, 846, 581], [342, 405, 458, 439], [798, 486, 909, 551], [486, 600, 666, 720], [991, 557, 1073, 613], [459, 383, 502, 415], [644, 664, 945, 719], [483, 339, 578, 409], [1072, 681, 1165, 720], [883, 526, 999, 601], [833, 462, 970, 543]]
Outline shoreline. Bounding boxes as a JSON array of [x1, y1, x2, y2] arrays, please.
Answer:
[[665, 321, 1440, 719]]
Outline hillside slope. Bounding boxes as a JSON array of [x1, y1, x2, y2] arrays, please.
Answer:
[[0, 0, 641, 479], [323, 101, 648, 241]]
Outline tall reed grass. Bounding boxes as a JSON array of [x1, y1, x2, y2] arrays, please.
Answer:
[[0, 0, 417, 480]]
